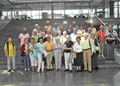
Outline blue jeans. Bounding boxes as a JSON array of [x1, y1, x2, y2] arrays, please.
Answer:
[[7, 57, 15, 70]]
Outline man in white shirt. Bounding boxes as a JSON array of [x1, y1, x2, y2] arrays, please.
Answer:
[[52, 22, 59, 35], [70, 28, 78, 43]]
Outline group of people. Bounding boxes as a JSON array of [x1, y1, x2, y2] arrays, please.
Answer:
[[4, 20, 118, 73]]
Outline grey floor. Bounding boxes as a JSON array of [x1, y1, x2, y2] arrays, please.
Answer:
[[0, 66, 120, 86]]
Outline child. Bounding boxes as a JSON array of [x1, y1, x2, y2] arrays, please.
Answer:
[[21, 38, 30, 71], [4, 37, 16, 72]]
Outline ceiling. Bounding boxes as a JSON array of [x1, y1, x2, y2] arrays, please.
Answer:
[[0, 0, 11, 5], [0, 0, 119, 10], [0, 0, 118, 5]]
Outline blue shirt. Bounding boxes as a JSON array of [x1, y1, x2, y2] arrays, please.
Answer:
[[36, 43, 46, 53], [66, 30, 73, 35]]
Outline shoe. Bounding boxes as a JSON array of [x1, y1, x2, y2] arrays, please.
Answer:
[[76, 70, 79, 72], [28, 68, 30, 71], [24, 68, 27, 71], [56, 69, 59, 71], [69, 70, 72, 72], [88, 71, 92, 73], [98, 55, 101, 57], [41, 69, 44, 72], [94, 67, 99, 70], [64, 69, 69, 72], [13, 69, 16, 72], [37, 70, 40, 73], [8, 70, 11, 72], [101, 55, 104, 57]]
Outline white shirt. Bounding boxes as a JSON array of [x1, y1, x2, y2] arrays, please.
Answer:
[[77, 29, 86, 34], [74, 41, 83, 53], [45, 34, 53, 40], [70, 33, 78, 42], [61, 36, 67, 44]]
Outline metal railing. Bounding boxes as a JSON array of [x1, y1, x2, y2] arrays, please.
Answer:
[[0, 20, 12, 31]]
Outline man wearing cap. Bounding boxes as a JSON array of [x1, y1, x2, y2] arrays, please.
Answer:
[[81, 33, 94, 73]]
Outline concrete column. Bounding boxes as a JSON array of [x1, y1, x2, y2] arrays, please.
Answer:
[[0, 4, 3, 17], [51, 3, 54, 19], [109, 1, 114, 18], [103, 0, 105, 18]]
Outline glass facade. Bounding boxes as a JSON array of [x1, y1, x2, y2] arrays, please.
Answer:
[[114, 1, 120, 18]]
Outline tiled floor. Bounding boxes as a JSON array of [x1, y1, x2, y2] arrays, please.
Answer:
[[0, 67, 120, 86]]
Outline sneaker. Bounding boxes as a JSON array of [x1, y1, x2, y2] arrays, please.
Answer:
[[13, 69, 16, 72], [101, 55, 104, 57], [8, 70, 11, 72], [98, 55, 101, 57], [28, 68, 30, 71], [41, 69, 44, 72], [37, 70, 40, 73], [24, 68, 27, 71]]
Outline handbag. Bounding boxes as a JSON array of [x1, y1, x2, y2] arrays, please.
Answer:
[[42, 54, 46, 62], [68, 50, 75, 64], [21, 52, 26, 56]]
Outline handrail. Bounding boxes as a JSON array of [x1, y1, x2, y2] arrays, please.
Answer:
[[93, 13, 107, 27], [0, 20, 12, 31]]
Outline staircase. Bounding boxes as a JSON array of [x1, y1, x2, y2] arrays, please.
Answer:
[[0, 18, 103, 70]]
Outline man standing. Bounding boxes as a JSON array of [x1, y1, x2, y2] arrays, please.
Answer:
[[52, 22, 59, 35], [45, 36, 54, 70], [44, 21, 53, 33], [70, 28, 78, 43], [18, 28, 30, 62], [72, 21, 79, 30], [4, 38, 16, 72], [95, 20, 101, 31], [105, 25, 118, 60], [81, 33, 94, 73]]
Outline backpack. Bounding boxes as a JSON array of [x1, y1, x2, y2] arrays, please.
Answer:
[[6, 42, 15, 55]]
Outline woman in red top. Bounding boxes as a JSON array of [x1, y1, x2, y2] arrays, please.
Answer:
[[97, 26, 105, 57]]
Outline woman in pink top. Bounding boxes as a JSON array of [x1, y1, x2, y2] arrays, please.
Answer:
[[97, 26, 105, 57]]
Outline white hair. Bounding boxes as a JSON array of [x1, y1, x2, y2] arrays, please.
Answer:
[[63, 31, 67, 35]]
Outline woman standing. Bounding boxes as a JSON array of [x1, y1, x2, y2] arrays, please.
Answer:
[[21, 38, 30, 71], [74, 37, 83, 72], [66, 25, 73, 35], [63, 35, 74, 72], [37, 37, 46, 72], [53, 37, 63, 71], [31, 29, 39, 44], [97, 26, 105, 57], [28, 38, 37, 71], [77, 25, 86, 34]]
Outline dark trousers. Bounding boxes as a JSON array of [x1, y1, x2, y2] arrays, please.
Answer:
[[92, 53, 98, 68]]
